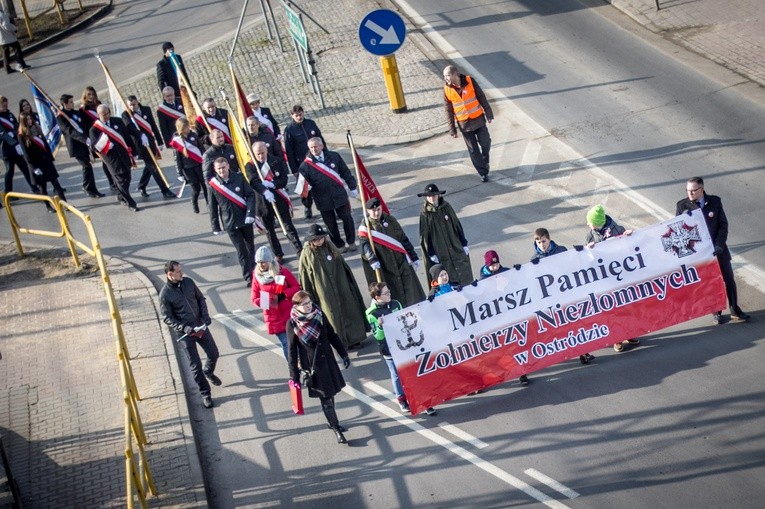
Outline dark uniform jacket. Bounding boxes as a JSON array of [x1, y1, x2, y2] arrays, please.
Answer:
[[253, 106, 280, 138], [284, 118, 323, 174], [246, 126, 283, 160], [195, 108, 230, 148], [0, 111, 19, 160], [156, 99, 185, 145], [208, 172, 258, 233], [202, 143, 239, 181], [245, 156, 289, 195], [298, 150, 357, 212], [19, 132, 58, 184], [420, 197, 473, 286], [287, 313, 348, 399], [57, 108, 90, 160], [156, 54, 189, 96], [676, 193, 731, 262], [88, 117, 135, 175], [159, 277, 211, 332], [172, 131, 204, 181], [122, 105, 163, 157]]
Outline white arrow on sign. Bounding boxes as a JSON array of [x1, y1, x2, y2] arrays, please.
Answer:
[[364, 19, 400, 45]]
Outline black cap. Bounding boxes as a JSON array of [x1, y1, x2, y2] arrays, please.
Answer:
[[305, 223, 328, 241], [365, 197, 381, 209], [417, 183, 446, 197]]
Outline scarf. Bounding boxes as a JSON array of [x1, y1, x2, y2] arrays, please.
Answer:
[[254, 262, 279, 285], [290, 304, 323, 345]]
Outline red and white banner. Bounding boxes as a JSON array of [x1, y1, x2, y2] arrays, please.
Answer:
[[354, 151, 389, 214], [384, 210, 727, 415]]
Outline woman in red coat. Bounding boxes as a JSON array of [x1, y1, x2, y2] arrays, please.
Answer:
[[251, 245, 300, 360]]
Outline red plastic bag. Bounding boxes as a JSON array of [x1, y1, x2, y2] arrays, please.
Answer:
[[289, 380, 304, 415]]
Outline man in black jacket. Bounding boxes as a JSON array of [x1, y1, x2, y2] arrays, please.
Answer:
[[298, 137, 359, 252], [156, 86, 185, 146], [284, 104, 324, 218], [676, 176, 750, 324], [202, 129, 239, 180], [246, 141, 302, 261], [58, 94, 104, 198], [159, 261, 221, 409], [156, 42, 190, 96], [209, 157, 260, 286], [1, 95, 38, 195], [89, 104, 138, 211], [123, 95, 175, 199]]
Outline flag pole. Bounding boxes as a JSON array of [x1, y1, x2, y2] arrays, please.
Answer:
[[229, 0, 250, 61], [168, 52, 210, 133], [95, 53, 170, 187], [347, 130, 381, 282], [18, 68, 80, 134], [219, 86, 288, 237]]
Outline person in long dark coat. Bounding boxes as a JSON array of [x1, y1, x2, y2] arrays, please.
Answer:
[[418, 183, 473, 286], [17, 111, 66, 212], [298, 224, 369, 349], [359, 197, 425, 308], [287, 290, 351, 444]]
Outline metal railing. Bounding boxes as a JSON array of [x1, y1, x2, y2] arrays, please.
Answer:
[[1, 191, 156, 508]]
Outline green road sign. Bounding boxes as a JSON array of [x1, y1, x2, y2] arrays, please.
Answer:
[[284, 4, 307, 51]]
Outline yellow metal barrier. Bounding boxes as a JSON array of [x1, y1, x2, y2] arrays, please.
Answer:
[[2, 191, 157, 506]]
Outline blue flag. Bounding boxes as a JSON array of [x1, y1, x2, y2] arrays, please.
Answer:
[[31, 84, 62, 153]]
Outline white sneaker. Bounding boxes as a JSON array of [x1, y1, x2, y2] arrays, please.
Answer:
[[425, 407, 437, 416], [398, 400, 410, 412]]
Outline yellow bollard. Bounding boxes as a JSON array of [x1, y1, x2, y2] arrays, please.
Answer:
[[380, 55, 407, 113]]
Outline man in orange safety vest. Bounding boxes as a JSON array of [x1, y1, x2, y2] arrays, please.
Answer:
[[443, 65, 494, 182]]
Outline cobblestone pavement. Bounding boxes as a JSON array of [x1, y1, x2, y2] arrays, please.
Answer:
[[0, 246, 205, 508], [608, 0, 765, 87], [121, 0, 447, 148]]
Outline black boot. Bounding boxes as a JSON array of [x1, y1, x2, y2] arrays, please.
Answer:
[[321, 398, 347, 444]]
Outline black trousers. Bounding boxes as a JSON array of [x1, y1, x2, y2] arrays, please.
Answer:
[[263, 196, 302, 256], [320, 202, 355, 248], [718, 256, 743, 315], [76, 157, 100, 195], [2, 42, 27, 73], [461, 125, 491, 176], [3, 153, 37, 193], [179, 330, 219, 397], [137, 147, 170, 192], [228, 223, 255, 283], [320, 396, 340, 430], [108, 166, 136, 208]]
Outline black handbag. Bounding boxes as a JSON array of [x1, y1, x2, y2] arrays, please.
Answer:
[[299, 337, 320, 388]]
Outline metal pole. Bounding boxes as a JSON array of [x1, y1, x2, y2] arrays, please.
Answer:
[[293, 38, 309, 84], [229, 0, 251, 61], [258, 0, 273, 39], [286, 0, 329, 34], [265, 0, 284, 52], [304, 37, 325, 109]]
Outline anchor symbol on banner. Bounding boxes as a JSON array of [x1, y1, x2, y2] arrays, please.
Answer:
[[396, 312, 425, 350]]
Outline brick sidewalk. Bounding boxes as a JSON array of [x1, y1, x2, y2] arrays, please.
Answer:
[[0, 246, 205, 508], [608, 0, 765, 86], [121, 0, 447, 148]]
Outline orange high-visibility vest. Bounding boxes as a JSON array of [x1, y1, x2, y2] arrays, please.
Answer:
[[444, 76, 483, 122]]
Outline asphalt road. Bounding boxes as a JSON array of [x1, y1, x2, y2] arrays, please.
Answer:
[[2, 0, 765, 508]]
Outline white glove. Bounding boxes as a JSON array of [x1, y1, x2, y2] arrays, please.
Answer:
[[264, 190, 275, 203], [193, 324, 207, 332], [430, 255, 439, 264], [213, 230, 222, 236], [276, 134, 283, 141], [349, 188, 359, 199], [85, 138, 92, 147], [370, 261, 381, 271], [140, 134, 149, 146], [262, 180, 275, 189], [411, 259, 421, 271], [463, 246, 470, 256], [177, 175, 185, 182], [244, 216, 255, 225], [15, 144, 23, 155], [33, 168, 43, 176]]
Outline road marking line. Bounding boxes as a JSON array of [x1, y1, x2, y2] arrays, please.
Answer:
[[524, 468, 580, 499], [214, 313, 571, 508], [437, 421, 489, 449], [516, 140, 541, 182], [362, 382, 570, 509]]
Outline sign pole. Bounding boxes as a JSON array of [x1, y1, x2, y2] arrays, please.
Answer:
[[380, 55, 406, 113], [359, 9, 408, 113]]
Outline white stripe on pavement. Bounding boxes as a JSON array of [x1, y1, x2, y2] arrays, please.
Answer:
[[524, 468, 580, 499], [437, 421, 489, 449], [214, 312, 572, 509]]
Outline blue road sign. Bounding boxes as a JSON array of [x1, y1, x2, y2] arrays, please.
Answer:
[[359, 9, 407, 56]]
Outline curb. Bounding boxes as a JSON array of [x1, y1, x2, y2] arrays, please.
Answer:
[[22, 1, 113, 56]]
